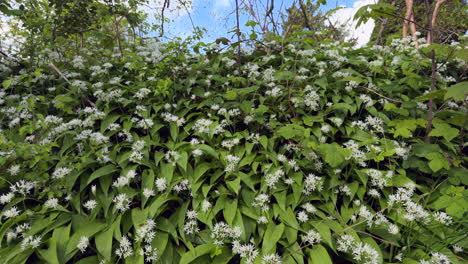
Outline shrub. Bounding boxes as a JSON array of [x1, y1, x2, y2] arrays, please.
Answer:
[[0, 37, 467, 263]]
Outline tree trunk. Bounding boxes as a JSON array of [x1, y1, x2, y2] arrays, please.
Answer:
[[402, 0, 414, 38]]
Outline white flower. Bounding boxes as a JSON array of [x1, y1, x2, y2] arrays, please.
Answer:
[[44, 198, 59, 209], [388, 224, 399, 234], [201, 200, 212, 212], [232, 241, 259, 264], [135, 219, 156, 243], [368, 189, 381, 198], [134, 88, 151, 99], [221, 138, 241, 149], [113, 193, 131, 212], [339, 185, 352, 196], [8, 165, 20, 176], [0, 192, 15, 204], [115, 235, 133, 258], [143, 188, 155, 198], [302, 203, 317, 214], [297, 211, 309, 223], [452, 245, 463, 253], [164, 150, 180, 165], [321, 125, 330, 133], [252, 194, 270, 212], [3, 206, 20, 219], [262, 253, 281, 264], [257, 216, 268, 224], [211, 222, 242, 245], [303, 174, 323, 194], [225, 155, 241, 173], [433, 211, 452, 226], [192, 149, 203, 157], [155, 178, 167, 192], [21, 235, 42, 250], [302, 230, 321, 244], [184, 219, 199, 235], [84, 200, 97, 211], [77, 236, 89, 253], [265, 169, 285, 189]]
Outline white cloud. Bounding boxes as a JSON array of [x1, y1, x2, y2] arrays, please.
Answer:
[[329, 0, 377, 47], [214, 0, 231, 10]]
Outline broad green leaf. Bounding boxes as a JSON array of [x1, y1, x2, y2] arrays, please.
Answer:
[[317, 143, 350, 168], [444, 81, 468, 101], [262, 222, 285, 254], [307, 244, 332, 264], [96, 225, 114, 261], [179, 244, 217, 264], [87, 164, 117, 184], [429, 122, 459, 142]]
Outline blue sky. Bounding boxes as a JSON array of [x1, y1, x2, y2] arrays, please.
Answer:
[[148, 0, 359, 43]]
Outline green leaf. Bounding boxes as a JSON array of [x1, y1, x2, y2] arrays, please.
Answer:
[[277, 124, 305, 140], [429, 122, 459, 142], [444, 81, 468, 101], [2, 79, 12, 89], [317, 143, 350, 168], [223, 199, 237, 226], [307, 244, 332, 264], [424, 152, 450, 172], [179, 244, 218, 264], [262, 223, 285, 254], [95, 225, 114, 261], [87, 165, 117, 184], [176, 151, 188, 171]]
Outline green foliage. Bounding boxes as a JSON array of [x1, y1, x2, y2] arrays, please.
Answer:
[[0, 22, 467, 264]]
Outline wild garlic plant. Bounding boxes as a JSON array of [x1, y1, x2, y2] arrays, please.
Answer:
[[0, 35, 466, 264]]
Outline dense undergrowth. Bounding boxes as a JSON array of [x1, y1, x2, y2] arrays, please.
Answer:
[[0, 35, 467, 264]]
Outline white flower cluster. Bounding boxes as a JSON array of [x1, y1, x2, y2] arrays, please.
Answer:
[[265, 168, 285, 189], [262, 253, 281, 264], [134, 88, 152, 100], [173, 179, 190, 193], [44, 198, 59, 209], [20, 235, 42, 250], [221, 138, 241, 149], [135, 219, 156, 243], [184, 210, 200, 235], [164, 150, 180, 165], [232, 241, 259, 264], [343, 140, 367, 167], [365, 169, 392, 189], [84, 200, 97, 211], [303, 174, 323, 194], [225, 155, 241, 173], [211, 222, 242, 245], [138, 244, 159, 262], [113, 193, 131, 212], [155, 178, 167, 192], [116, 235, 133, 259], [252, 194, 270, 212], [94, 89, 123, 102], [113, 170, 137, 188], [77, 236, 89, 253], [3, 206, 20, 219], [161, 112, 185, 126], [337, 235, 379, 264], [302, 229, 321, 244], [419, 252, 451, 264], [192, 118, 213, 134], [265, 86, 283, 97], [351, 116, 384, 134], [52, 167, 71, 179], [6, 223, 30, 243]]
